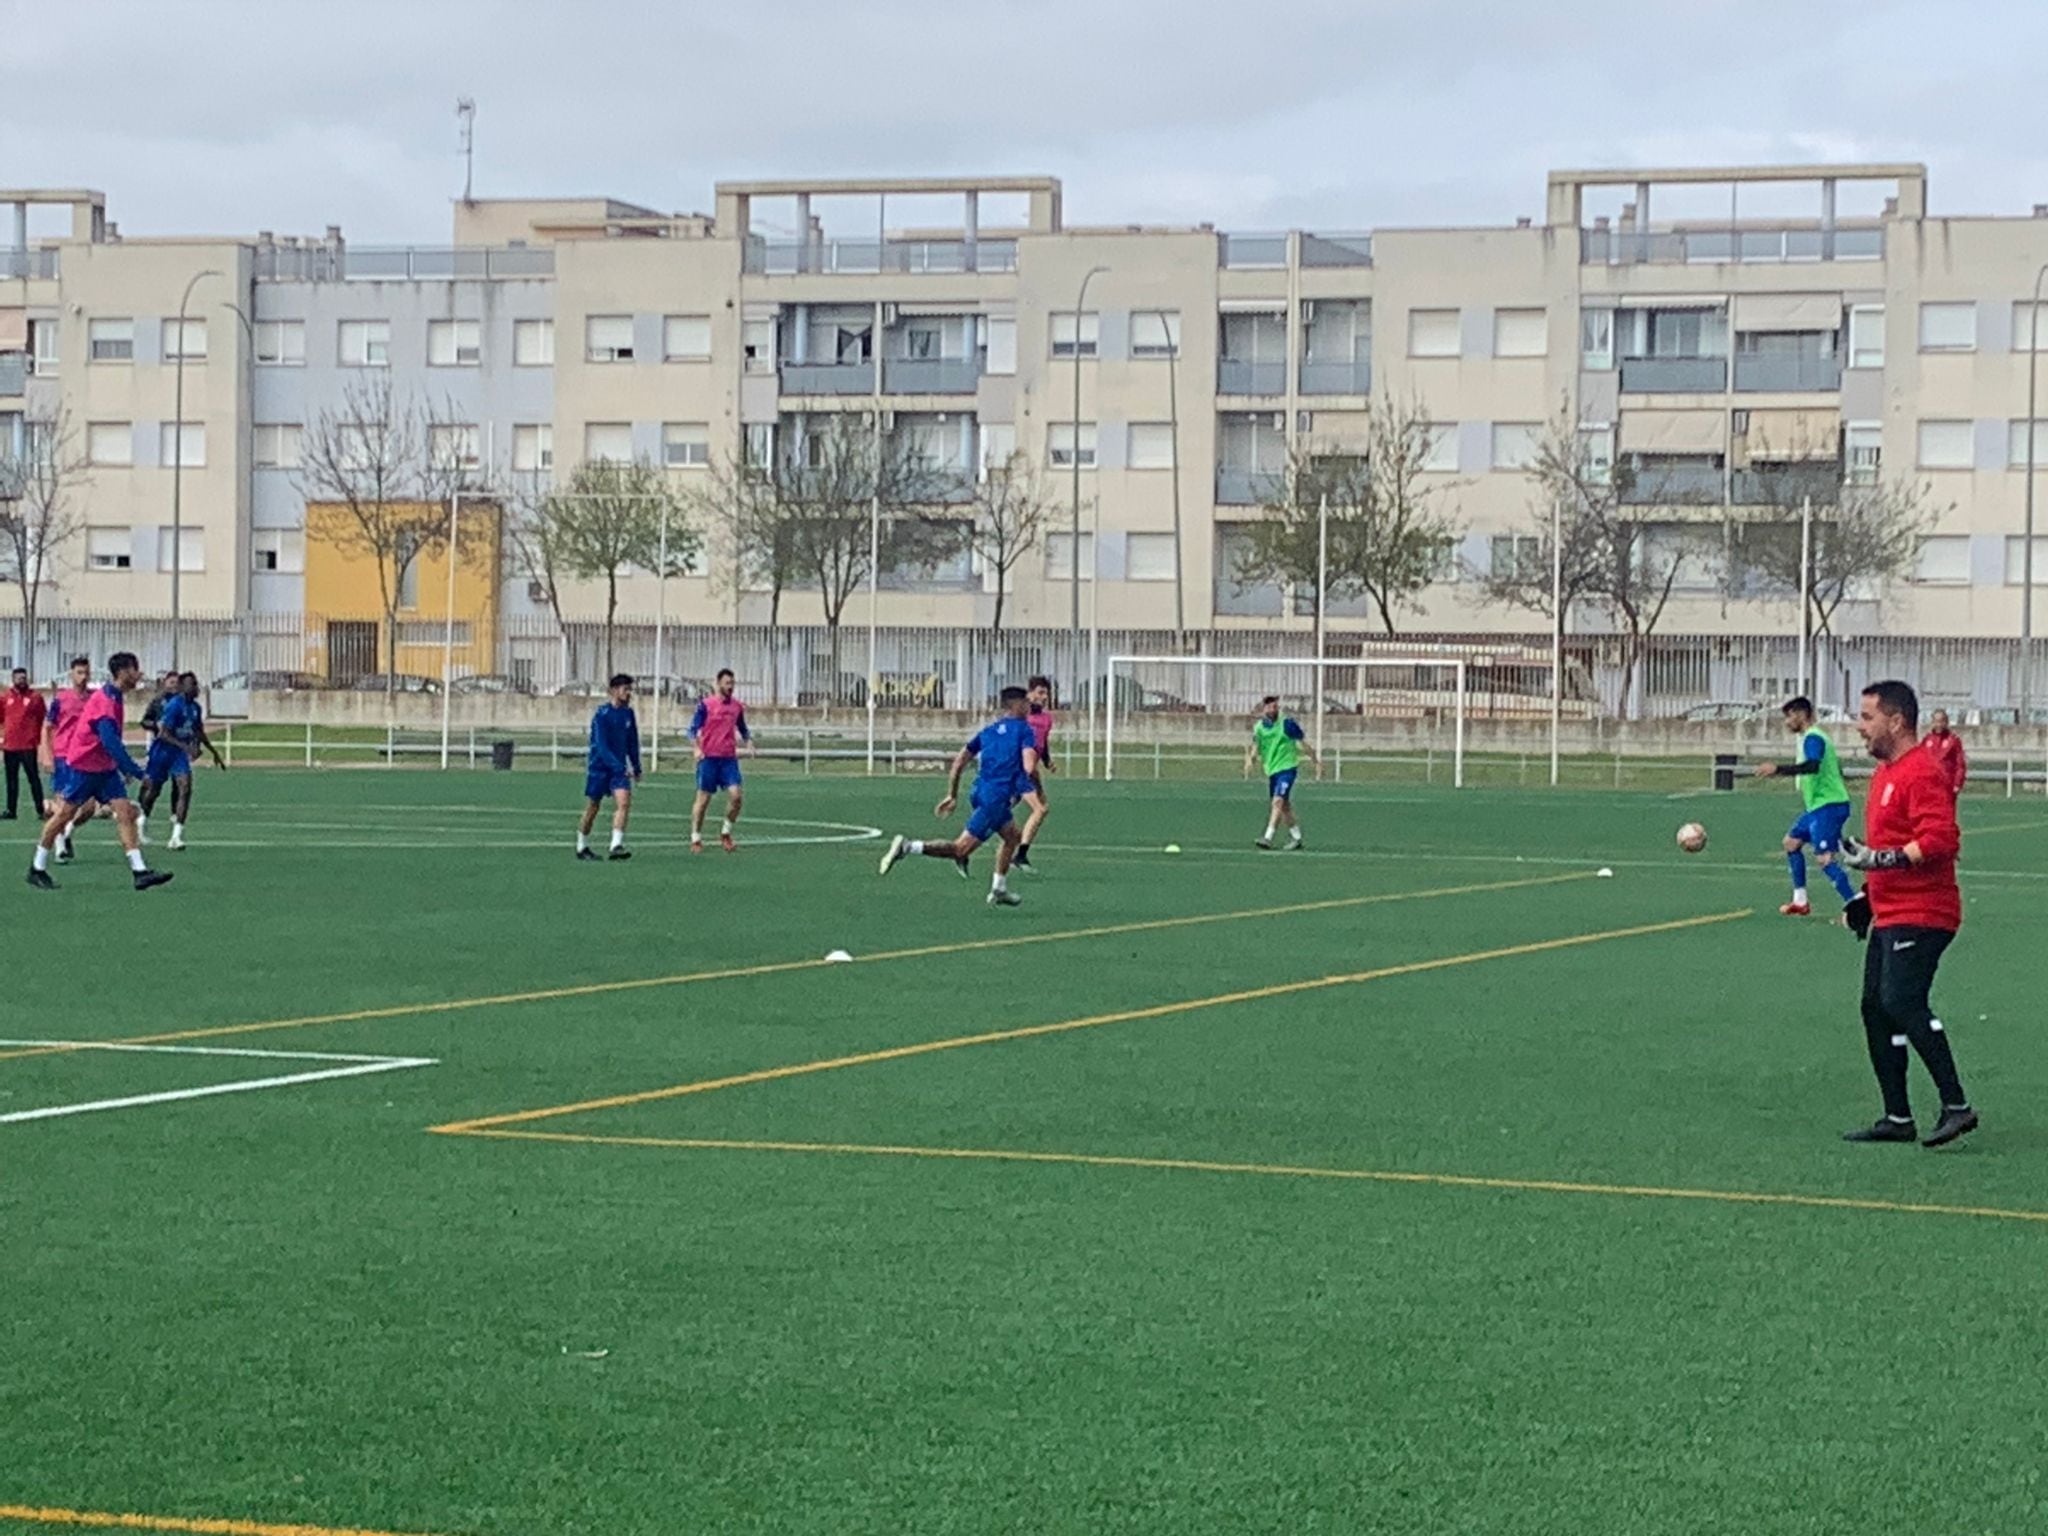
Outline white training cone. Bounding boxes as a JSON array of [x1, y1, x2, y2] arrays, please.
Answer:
[[825, 950, 853, 963]]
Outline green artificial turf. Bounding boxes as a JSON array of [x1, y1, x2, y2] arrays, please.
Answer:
[[3, 765, 2044, 1535]]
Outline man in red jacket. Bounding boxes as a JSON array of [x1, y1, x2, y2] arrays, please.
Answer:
[[1838, 679, 1976, 1148], [1921, 708, 1966, 796], [1, 666, 48, 820]]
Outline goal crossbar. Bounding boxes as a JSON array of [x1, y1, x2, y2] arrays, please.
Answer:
[[1104, 654, 1466, 787]]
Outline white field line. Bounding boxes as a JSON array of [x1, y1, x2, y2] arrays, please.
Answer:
[[0, 1040, 437, 1125]]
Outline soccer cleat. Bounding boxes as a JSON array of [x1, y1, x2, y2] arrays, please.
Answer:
[[691, 838, 704, 854], [879, 834, 907, 875], [1842, 1117, 1917, 1144], [132, 869, 173, 892], [1779, 900, 1812, 917], [1285, 837, 1305, 851], [1013, 847, 1033, 868], [1922, 1106, 1979, 1149], [168, 836, 185, 852], [25, 868, 56, 891], [720, 832, 736, 853], [575, 848, 600, 862], [607, 847, 632, 861], [987, 888, 1023, 907], [954, 856, 971, 879], [1255, 837, 1273, 850], [56, 843, 74, 864]]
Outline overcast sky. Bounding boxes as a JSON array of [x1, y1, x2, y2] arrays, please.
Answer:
[[6, 0, 2047, 243]]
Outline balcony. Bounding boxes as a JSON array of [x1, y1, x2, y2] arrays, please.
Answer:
[[1619, 355, 1727, 393], [780, 361, 876, 395], [253, 245, 553, 280], [1215, 466, 1283, 505], [0, 353, 25, 397], [1218, 359, 1286, 396], [1733, 352, 1843, 392], [1618, 462, 1725, 505], [0, 249, 58, 280], [1731, 464, 1843, 505], [1582, 225, 1884, 266], [908, 468, 979, 505], [743, 238, 1018, 275], [1219, 233, 1288, 269], [1299, 232, 1373, 268], [1299, 358, 1372, 395], [881, 356, 983, 395]]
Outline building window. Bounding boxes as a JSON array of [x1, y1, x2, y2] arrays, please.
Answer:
[[512, 423, 554, 473], [158, 422, 206, 468], [584, 422, 632, 463], [88, 318, 134, 363], [251, 529, 306, 575], [514, 319, 554, 367], [984, 316, 1018, 376], [252, 424, 302, 469], [1847, 305, 1884, 368], [1408, 308, 1461, 358], [663, 315, 711, 361], [1421, 423, 1459, 472], [1917, 302, 1977, 353], [87, 528, 133, 570], [1126, 532, 1178, 581], [429, 423, 482, 472], [338, 320, 391, 367], [1579, 308, 1614, 370], [1130, 311, 1182, 358], [1049, 311, 1099, 359], [585, 315, 634, 362], [662, 422, 710, 468], [2004, 536, 2048, 585], [2017, 301, 2048, 354], [1127, 422, 1176, 470], [1493, 308, 1547, 358], [28, 318, 59, 374], [427, 319, 481, 367], [1912, 536, 1969, 585], [2008, 420, 2048, 468], [254, 320, 305, 365], [1491, 422, 1542, 470], [156, 528, 205, 573], [744, 422, 775, 470], [1043, 532, 1096, 580], [1916, 420, 1974, 470], [1047, 422, 1097, 468], [86, 422, 133, 467], [161, 317, 208, 362], [1845, 423, 1882, 483], [1490, 535, 1543, 581], [1577, 424, 1614, 484]]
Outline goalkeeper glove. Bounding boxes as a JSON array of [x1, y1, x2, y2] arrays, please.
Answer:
[[1843, 891, 1873, 939], [1839, 835, 1910, 872]]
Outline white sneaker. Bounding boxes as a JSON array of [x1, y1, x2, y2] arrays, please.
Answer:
[[879, 834, 906, 875], [987, 888, 1022, 907], [168, 836, 185, 852]]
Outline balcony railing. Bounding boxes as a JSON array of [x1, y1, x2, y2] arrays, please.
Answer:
[[1215, 466, 1283, 505], [780, 361, 877, 395], [1618, 463, 1726, 505], [881, 357, 983, 395], [1299, 232, 1373, 268], [1218, 359, 1286, 396], [1582, 225, 1884, 266], [1298, 358, 1372, 395], [744, 238, 1018, 275], [1731, 464, 1844, 505], [0, 248, 59, 280], [253, 245, 554, 281], [0, 353, 26, 397], [1733, 352, 1843, 392], [1619, 355, 1728, 393], [1219, 233, 1288, 269]]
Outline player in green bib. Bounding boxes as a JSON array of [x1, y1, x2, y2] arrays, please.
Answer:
[[1754, 694, 1857, 917], [1243, 695, 1322, 849]]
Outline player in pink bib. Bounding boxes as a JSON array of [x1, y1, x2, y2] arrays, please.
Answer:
[[1014, 675, 1057, 871], [28, 650, 173, 892], [689, 669, 752, 852]]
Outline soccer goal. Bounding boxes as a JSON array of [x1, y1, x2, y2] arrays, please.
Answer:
[[1103, 654, 1469, 786]]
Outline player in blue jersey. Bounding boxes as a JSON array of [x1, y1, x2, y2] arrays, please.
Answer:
[[878, 685, 1040, 907], [575, 673, 641, 862], [136, 673, 225, 851]]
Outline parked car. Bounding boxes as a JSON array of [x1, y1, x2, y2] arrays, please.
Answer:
[[450, 673, 533, 696], [209, 670, 333, 692], [351, 673, 441, 694]]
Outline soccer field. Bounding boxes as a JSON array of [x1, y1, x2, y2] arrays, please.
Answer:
[[4, 767, 2045, 1536]]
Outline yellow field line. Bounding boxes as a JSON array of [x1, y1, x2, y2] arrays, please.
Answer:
[[0, 1505, 445, 1536], [431, 908, 1749, 1134], [0, 871, 1591, 1063], [441, 1130, 2048, 1226]]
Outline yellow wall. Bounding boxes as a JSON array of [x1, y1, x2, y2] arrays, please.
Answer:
[[302, 501, 501, 680]]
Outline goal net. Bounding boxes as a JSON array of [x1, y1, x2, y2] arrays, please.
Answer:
[[1102, 653, 1474, 786]]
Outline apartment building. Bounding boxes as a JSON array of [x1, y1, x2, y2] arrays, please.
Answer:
[[5, 162, 2048, 681]]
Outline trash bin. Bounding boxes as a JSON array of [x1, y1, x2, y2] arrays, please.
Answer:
[[491, 740, 515, 771], [1712, 752, 1737, 792]]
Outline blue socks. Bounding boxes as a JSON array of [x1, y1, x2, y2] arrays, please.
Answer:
[[1823, 860, 1855, 903], [1787, 850, 1807, 893]]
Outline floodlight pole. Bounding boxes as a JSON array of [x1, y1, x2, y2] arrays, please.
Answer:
[[170, 267, 222, 671], [651, 498, 668, 772], [1549, 489, 1562, 787], [1070, 266, 1107, 691], [438, 489, 460, 768], [2022, 261, 2048, 722], [1314, 492, 1329, 761]]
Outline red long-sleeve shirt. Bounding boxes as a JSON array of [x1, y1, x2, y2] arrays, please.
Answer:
[[1922, 727, 1966, 794], [1864, 740, 1963, 932], [0, 685, 46, 753]]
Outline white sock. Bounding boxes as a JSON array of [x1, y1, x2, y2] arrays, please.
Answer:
[[55, 833, 69, 855], [610, 827, 625, 851], [136, 812, 147, 832], [171, 820, 185, 839], [720, 818, 734, 836], [691, 829, 703, 844], [126, 847, 146, 873], [32, 845, 49, 872], [1793, 887, 1808, 905], [991, 871, 1008, 893], [576, 831, 589, 852], [1288, 826, 1302, 843], [1263, 821, 1278, 840], [906, 840, 925, 856]]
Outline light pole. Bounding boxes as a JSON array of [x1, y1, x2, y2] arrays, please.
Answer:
[[169, 268, 222, 671], [2022, 260, 2048, 722], [1070, 265, 1107, 695]]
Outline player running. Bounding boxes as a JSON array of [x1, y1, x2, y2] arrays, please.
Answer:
[[1244, 695, 1320, 849], [1012, 675, 1056, 872], [877, 685, 1039, 907], [42, 656, 99, 864], [1753, 695, 1857, 917], [137, 673, 225, 850], [688, 668, 752, 853], [25, 651, 173, 892], [575, 673, 640, 862]]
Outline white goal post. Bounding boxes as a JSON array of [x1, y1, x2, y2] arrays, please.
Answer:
[[1103, 654, 1468, 787]]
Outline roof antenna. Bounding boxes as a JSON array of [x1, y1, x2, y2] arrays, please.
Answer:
[[456, 97, 477, 203]]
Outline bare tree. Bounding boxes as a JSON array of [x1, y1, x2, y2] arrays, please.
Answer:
[[533, 457, 699, 676], [695, 451, 804, 631], [963, 449, 1055, 637], [0, 407, 90, 677], [503, 473, 576, 680], [1240, 396, 1461, 636], [1725, 464, 1942, 639]]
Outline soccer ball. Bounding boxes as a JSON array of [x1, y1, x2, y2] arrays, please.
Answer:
[[1676, 822, 1708, 854]]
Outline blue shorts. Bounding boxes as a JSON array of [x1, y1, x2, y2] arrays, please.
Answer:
[[1790, 801, 1851, 853], [964, 795, 1016, 843], [1267, 769, 1299, 801], [144, 743, 190, 786], [65, 767, 128, 806], [584, 769, 633, 802], [48, 759, 73, 802], [695, 756, 743, 794]]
